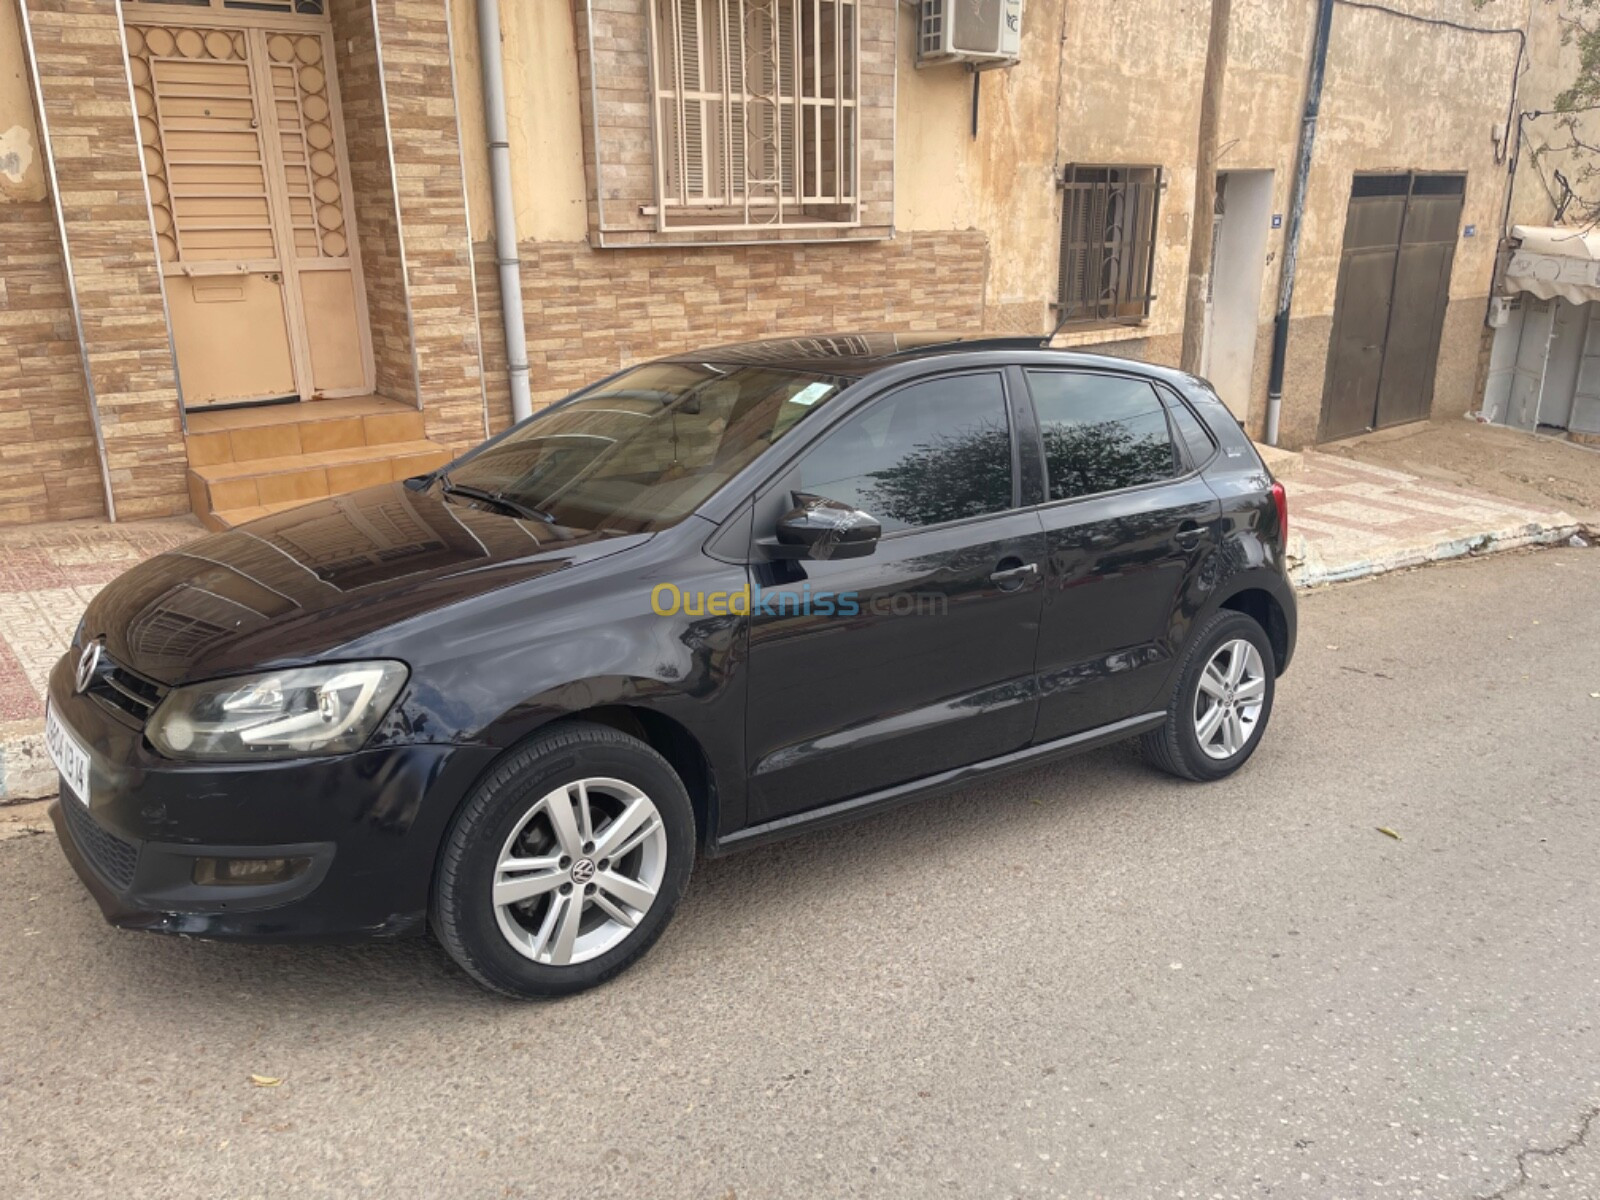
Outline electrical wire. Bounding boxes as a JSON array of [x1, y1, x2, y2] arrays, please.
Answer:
[[1332, 0, 1526, 166], [1502, 106, 1600, 241]]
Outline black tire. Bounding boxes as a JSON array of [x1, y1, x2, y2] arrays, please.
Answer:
[[431, 720, 695, 998], [1140, 610, 1276, 782]]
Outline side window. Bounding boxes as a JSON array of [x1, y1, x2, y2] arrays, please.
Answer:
[[1166, 396, 1216, 468], [796, 373, 1013, 533], [1025, 371, 1177, 501]]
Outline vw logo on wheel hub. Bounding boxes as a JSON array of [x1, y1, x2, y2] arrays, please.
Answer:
[[74, 641, 102, 695], [570, 858, 596, 884]]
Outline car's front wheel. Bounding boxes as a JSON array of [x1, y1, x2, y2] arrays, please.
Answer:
[[431, 721, 695, 997], [1141, 610, 1276, 781]]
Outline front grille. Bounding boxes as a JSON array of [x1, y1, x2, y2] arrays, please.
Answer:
[[83, 650, 166, 728], [60, 795, 139, 891]]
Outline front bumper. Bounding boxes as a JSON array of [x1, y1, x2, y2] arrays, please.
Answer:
[[46, 654, 498, 941]]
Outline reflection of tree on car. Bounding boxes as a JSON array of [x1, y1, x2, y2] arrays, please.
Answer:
[[1042, 419, 1174, 500], [853, 420, 1013, 530]]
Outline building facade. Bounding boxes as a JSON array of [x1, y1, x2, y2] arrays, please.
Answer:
[[0, 0, 1549, 526]]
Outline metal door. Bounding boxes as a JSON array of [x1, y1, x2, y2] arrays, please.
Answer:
[[124, 2, 373, 407], [1506, 298, 1554, 430], [1570, 305, 1600, 434], [1321, 173, 1465, 440]]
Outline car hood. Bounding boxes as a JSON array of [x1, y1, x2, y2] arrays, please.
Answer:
[[83, 483, 650, 684]]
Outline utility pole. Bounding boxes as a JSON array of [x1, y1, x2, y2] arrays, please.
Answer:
[[1180, 0, 1233, 375]]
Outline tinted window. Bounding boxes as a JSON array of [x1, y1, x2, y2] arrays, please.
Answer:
[[443, 363, 847, 533], [1167, 397, 1215, 467], [1026, 371, 1177, 500], [797, 373, 1013, 532]]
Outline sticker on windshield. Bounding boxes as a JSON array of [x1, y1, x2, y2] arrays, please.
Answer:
[[788, 382, 833, 407]]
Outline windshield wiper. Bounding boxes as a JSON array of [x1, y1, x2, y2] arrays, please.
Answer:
[[435, 472, 555, 523]]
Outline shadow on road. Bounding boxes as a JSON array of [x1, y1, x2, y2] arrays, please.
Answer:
[[23, 740, 1172, 1015]]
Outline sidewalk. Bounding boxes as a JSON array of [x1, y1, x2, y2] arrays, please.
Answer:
[[0, 456, 1586, 802], [1277, 449, 1583, 588], [0, 518, 202, 800]]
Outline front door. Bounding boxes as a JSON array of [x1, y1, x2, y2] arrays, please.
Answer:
[[741, 371, 1047, 825], [1022, 369, 1221, 742], [1321, 172, 1465, 440], [124, 2, 373, 407]]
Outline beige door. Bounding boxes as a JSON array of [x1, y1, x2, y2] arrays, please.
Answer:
[[124, 3, 373, 407]]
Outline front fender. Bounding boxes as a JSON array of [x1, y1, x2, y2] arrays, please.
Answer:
[[366, 543, 752, 830]]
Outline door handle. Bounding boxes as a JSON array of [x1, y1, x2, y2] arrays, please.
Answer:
[[989, 561, 1039, 590], [1175, 521, 1204, 548]]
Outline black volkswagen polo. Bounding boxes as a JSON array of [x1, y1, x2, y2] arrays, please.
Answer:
[[46, 334, 1295, 997]]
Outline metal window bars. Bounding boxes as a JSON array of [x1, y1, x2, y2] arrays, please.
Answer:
[[1056, 165, 1162, 325], [649, 0, 859, 231]]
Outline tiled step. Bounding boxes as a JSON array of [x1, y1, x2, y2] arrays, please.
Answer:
[[204, 500, 307, 530], [189, 439, 452, 531], [185, 400, 427, 468]]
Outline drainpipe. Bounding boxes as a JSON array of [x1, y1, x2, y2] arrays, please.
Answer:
[[477, 0, 532, 424], [1180, 0, 1232, 376], [1264, 0, 1334, 446]]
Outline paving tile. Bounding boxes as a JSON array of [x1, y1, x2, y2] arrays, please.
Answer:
[[0, 517, 201, 729]]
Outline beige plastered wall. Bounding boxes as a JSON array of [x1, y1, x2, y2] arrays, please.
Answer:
[[1505, 0, 1593, 229]]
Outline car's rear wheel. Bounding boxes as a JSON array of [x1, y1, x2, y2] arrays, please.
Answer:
[[432, 721, 695, 998], [1140, 610, 1276, 782]]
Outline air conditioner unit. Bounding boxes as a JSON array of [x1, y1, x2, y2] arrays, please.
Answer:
[[917, 0, 1023, 68]]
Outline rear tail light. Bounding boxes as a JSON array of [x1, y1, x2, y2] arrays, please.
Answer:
[[1270, 480, 1288, 541]]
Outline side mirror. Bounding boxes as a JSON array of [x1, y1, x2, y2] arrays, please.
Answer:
[[768, 492, 881, 560]]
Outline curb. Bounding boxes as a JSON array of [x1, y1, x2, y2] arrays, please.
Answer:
[[1254, 441, 1305, 479], [0, 718, 51, 804], [1287, 516, 1583, 589]]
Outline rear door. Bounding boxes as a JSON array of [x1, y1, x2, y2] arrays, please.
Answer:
[[1023, 369, 1222, 742], [741, 370, 1047, 825]]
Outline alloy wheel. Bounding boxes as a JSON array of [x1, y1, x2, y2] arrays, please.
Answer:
[[491, 778, 668, 966], [1192, 638, 1267, 760]]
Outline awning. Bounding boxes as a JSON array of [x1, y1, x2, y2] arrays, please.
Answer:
[[1505, 224, 1600, 304]]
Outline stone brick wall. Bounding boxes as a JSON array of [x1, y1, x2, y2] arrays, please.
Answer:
[[20, 0, 188, 521], [329, 0, 415, 408], [473, 229, 990, 433], [371, 0, 486, 453], [0, 202, 102, 524], [571, 0, 896, 247]]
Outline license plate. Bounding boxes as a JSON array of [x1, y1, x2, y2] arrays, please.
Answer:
[[44, 701, 91, 806]]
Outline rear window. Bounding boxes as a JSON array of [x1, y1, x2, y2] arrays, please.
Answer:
[[1025, 371, 1178, 500]]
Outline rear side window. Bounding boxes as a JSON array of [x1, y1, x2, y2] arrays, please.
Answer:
[[797, 373, 1013, 533], [1025, 371, 1177, 500], [1166, 397, 1216, 468]]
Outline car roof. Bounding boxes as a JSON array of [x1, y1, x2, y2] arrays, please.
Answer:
[[652, 331, 1201, 388]]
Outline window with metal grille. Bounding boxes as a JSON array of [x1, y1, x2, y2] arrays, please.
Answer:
[[649, 0, 858, 231], [1056, 165, 1162, 325]]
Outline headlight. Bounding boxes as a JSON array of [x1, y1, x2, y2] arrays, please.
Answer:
[[147, 661, 409, 761]]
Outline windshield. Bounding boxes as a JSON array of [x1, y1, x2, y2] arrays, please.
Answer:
[[437, 362, 849, 533]]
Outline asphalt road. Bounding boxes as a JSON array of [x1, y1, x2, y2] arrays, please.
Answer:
[[3, 550, 1600, 1199]]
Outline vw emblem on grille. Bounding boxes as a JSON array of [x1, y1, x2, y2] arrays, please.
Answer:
[[74, 641, 102, 695], [571, 858, 597, 884]]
